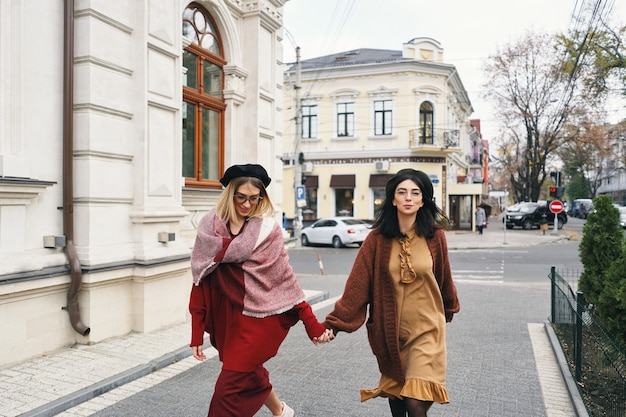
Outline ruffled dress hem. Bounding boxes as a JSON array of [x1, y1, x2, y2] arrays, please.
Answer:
[[359, 377, 450, 404]]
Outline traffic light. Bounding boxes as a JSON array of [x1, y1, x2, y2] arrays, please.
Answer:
[[549, 186, 557, 197], [556, 187, 564, 198], [549, 186, 564, 198]]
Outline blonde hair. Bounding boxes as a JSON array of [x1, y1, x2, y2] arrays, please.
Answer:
[[215, 176, 275, 225]]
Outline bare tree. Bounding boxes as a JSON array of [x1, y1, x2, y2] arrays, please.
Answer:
[[558, 0, 625, 101], [484, 31, 579, 202], [560, 120, 614, 197]]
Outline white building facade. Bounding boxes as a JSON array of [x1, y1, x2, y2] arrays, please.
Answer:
[[0, 0, 287, 366], [283, 38, 485, 231]]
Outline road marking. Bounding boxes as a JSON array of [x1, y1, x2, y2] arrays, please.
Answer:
[[452, 268, 504, 284]]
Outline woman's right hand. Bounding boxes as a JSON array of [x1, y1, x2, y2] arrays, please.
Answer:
[[192, 345, 206, 361], [312, 328, 335, 345]]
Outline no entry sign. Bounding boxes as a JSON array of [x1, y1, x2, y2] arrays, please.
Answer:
[[549, 200, 564, 214]]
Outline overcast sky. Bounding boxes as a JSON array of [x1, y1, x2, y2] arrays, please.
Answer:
[[282, 0, 625, 141]]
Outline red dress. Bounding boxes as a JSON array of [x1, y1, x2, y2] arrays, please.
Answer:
[[189, 235, 325, 417]]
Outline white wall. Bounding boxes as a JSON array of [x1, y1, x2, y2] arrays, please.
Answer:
[[0, 0, 287, 366]]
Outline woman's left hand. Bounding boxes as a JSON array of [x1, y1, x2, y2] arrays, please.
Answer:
[[312, 328, 335, 345]]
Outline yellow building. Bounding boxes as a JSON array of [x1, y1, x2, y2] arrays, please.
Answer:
[[283, 38, 486, 231]]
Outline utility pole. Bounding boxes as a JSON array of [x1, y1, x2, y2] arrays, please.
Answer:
[[503, 185, 508, 245], [293, 46, 303, 246]]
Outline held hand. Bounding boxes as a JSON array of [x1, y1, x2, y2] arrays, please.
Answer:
[[312, 328, 335, 345], [192, 345, 206, 361]]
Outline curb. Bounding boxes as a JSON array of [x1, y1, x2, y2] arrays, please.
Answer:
[[18, 291, 330, 417], [18, 345, 196, 417], [544, 320, 590, 417]]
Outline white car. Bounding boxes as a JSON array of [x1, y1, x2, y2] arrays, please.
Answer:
[[619, 207, 626, 229], [301, 217, 371, 248]]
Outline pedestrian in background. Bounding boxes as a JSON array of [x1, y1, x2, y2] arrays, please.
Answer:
[[475, 205, 486, 235], [324, 168, 460, 417], [189, 164, 333, 417]]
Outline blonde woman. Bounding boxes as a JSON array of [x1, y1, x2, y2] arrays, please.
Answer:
[[189, 164, 332, 417]]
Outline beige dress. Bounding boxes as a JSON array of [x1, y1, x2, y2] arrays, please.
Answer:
[[361, 231, 449, 404]]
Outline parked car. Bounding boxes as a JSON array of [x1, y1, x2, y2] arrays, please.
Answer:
[[300, 217, 371, 248], [619, 207, 626, 229], [504, 202, 568, 230]]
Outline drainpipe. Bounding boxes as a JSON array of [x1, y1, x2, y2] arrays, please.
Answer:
[[62, 0, 90, 336]]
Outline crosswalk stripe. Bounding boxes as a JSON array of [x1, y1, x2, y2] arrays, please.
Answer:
[[452, 268, 504, 283]]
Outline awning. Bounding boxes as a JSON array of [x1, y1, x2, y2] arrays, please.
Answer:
[[330, 174, 355, 187], [304, 175, 318, 188], [369, 174, 394, 187]]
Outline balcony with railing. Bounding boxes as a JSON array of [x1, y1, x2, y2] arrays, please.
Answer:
[[409, 128, 461, 152]]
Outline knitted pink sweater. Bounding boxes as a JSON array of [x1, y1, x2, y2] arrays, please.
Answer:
[[191, 210, 306, 317]]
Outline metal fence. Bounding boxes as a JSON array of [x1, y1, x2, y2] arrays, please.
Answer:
[[549, 267, 626, 417]]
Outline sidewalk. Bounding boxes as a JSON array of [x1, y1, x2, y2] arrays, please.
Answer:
[[444, 215, 571, 250], [0, 220, 581, 417]]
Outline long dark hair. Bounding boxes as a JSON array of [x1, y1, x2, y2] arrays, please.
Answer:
[[371, 169, 448, 239]]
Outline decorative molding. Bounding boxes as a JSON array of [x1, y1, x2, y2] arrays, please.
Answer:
[[74, 55, 133, 76], [223, 64, 249, 80], [74, 8, 133, 35], [330, 89, 359, 100], [302, 93, 323, 102], [241, 1, 283, 31], [148, 99, 179, 113], [223, 65, 248, 103], [413, 85, 443, 98], [259, 90, 274, 103], [147, 41, 179, 59], [223, 89, 246, 105], [259, 131, 275, 140], [73, 150, 133, 162], [73, 103, 134, 120], [0, 177, 55, 206], [282, 156, 445, 166], [73, 197, 133, 205], [224, 0, 245, 11], [367, 86, 398, 97]]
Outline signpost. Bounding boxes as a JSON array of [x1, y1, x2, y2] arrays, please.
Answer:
[[296, 185, 306, 208], [549, 200, 564, 235]]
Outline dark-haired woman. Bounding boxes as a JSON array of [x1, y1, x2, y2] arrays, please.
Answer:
[[324, 168, 460, 417], [189, 164, 333, 417]]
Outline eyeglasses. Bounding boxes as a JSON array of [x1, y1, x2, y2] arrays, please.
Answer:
[[395, 189, 422, 198], [233, 193, 263, 204]]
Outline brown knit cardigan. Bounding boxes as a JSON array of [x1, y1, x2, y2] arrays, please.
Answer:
[[323, 227, 460, 384]]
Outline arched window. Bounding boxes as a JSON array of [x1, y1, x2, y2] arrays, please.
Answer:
[[419, 102, 434, 144], [182, 3, 226, 187]]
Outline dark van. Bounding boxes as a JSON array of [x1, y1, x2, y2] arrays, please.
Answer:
[[569, 199, 593, 218]]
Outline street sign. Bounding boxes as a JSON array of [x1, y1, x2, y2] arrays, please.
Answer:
[[296, 185, 306, 208], [549, 200, 564, 214]]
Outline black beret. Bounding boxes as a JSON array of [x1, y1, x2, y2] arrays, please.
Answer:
[[219, 164, 271, 187]]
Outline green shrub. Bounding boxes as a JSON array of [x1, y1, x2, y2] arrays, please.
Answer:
[[597, 243, 626, 345], [578, 194, 624, 306]]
